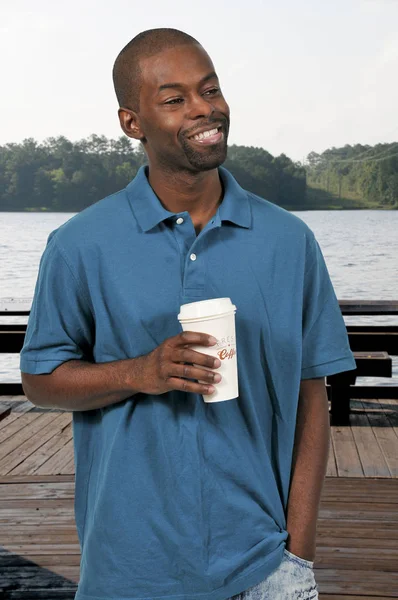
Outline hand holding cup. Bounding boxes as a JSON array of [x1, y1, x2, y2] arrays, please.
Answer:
[[178, 298, 238, 402], [135, 331, 222, 396]]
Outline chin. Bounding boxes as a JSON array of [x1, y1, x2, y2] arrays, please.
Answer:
[[187, 147, 228, 172]]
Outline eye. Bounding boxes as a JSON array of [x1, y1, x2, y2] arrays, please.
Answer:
[[164, 98, 184, 105], [204, 87, 220, 95]]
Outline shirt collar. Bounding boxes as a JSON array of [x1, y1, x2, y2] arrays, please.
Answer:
[[126, 165, 252, 233], [218, 166, 251, 229]]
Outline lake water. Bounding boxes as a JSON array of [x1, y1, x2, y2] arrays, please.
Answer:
[[1, 210, 397, 385]]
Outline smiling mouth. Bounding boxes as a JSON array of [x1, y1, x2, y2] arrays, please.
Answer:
[[188, 126, 224, 145]]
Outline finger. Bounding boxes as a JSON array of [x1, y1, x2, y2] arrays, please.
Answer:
[[176, 348, 221, 369], [172, 363, 222, 384], [166, 376, 216, 395], [177, 331, 217, 347]]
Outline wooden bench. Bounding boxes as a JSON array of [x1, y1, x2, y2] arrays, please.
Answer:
[[327, 351, 392, 425], [347, 325, 398, 354], [329, 302, 398, 425]]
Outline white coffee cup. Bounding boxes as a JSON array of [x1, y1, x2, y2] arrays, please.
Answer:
[[177, 298, 238, 402]]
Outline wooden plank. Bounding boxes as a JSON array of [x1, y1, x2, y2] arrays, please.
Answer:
[[382, 399, 398, 436], [0, 525, 77, 534], [315, 569, 398, 596], [339, 300, 398, 315], [0, 543, 80, 555], [0, 396, 34, 411], [0, 556, 80, 568], [0, 512, 76, 525], [0, 565, 80, 586], [0, 329, 25, 352], [9, 417, 72, 476], [326, 435, 338, 476], [317, 519, 398, 539], [0, 498, 74, 509], [364, 400, 398, 478], [319, 502, 398, 521], [322, 475, 398, 499], [350, 400, 392, 477], [0, 397, 59, 414], [315, 546, 398, 570], [323, 476, 398, 490], [63, 456, 75, 474], [321, 488, 398, 502], [0, 481, 74, 500], [316, 536, 398, 549], [0, 382, 24, 395], [347, 326, 398, 332], [331, 425, 364, 477], [0, 395, 33, 405], [34, 437, 74, 476], [1, 533, 78, 545], [354, 351, 390, 358], [0, 404, 11, 422], [0, 400, 35, 430], [0, 297, 32, 315], [0, 413, 69, 474], [350, 386, 398, 399], [0, 409, 41, 442], [0, 474, 74, 483], [353, 351, 392, 378], [348, 329, 398, 354], [1, 532, 78, 544]]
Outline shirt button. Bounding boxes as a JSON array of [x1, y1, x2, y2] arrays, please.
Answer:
[[190, 253, 197, 261], [176, 217, 184, 225]]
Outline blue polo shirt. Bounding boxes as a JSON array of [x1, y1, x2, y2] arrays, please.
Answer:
[[20, 165, 356, 600]]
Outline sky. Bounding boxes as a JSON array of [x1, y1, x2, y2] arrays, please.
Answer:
[[0, 0, 397, 161]]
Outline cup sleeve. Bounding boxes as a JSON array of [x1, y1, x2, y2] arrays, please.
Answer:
[[19, 233, 94, 375], [301, 236, 356, 380]]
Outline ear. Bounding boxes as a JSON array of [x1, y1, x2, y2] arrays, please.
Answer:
[[117, 107, 145, 142]]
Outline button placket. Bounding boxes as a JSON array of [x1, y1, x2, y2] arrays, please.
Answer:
[[175, 214, 216, 297], [183, 232, 208, 296]]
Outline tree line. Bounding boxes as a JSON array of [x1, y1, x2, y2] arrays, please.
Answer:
[[0, 135, 396, 211], [306, 143, 398, 208]]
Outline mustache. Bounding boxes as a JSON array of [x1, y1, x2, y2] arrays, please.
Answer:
[[182, 116, 229, 139]]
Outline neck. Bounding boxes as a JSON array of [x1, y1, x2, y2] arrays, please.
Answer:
[[147, 165, 224, 233]]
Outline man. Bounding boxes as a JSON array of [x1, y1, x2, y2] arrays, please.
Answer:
[[20, 28, 356, 600]]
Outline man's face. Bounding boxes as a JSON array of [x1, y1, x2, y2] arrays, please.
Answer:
[[133, 44, 230, 173]]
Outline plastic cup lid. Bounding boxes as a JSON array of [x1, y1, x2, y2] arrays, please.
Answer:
[[178, 297, 236, 321], [177, 310, 235, 323]]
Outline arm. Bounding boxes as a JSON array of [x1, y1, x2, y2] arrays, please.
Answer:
[[21, 332, 221, 412], [21, 358, 140, 411], [285, 377, 330, 561]]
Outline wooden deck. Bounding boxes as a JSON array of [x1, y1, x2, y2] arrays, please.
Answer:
[[0, 396, 397, 598], [1, 396, 397, 480]]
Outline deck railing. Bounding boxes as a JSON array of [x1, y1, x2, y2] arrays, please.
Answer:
[[0, 298, 397, 403]]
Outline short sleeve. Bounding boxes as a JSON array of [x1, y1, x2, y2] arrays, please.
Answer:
[[301, 235, 356, 379], [20, 232, 94, 375]]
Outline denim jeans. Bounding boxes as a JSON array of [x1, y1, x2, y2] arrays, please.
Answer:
[[229, 550, 319, 600]]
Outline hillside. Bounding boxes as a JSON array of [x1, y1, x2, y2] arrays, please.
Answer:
[[0, 136, 396, 211]]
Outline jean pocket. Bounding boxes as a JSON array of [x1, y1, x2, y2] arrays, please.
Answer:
[[283, 549, 314, 569]]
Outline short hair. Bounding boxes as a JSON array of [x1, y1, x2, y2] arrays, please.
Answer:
[[112, 28, 201, 112]]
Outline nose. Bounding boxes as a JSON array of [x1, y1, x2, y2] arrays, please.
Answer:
[[186, 92, 214, 120]]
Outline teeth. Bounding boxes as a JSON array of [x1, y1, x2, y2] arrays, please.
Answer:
[[192, 127, 219, 141]]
